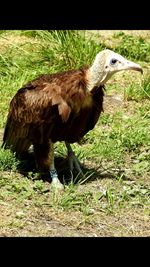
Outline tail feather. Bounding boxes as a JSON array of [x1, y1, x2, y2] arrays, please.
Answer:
[[2, 117, 31, 157]]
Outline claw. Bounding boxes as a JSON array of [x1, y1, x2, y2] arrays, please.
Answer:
[[51, 177, 64, 191], [68, 153, 83, 174], [65, 142, 84, 175]]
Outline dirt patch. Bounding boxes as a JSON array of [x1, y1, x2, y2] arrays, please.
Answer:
[[1, 188, 149, 237], [86, 30, 150, 52], [0, 33, 39, 53], [90, 30, 149, 37], [86, 30, 150, 41]]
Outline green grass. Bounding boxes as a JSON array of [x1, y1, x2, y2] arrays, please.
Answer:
[[125, 74, 150, 101], [0, 30, 105, 128], [0, 170, 149, 217], [113, 32, 150, 61], [0, 148, 19, 171], [0, 30, 150, 236]]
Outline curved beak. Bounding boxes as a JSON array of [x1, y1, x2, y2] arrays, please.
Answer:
[[121, 60, 143, 74]]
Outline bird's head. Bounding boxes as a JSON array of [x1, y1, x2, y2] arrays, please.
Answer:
[[88, 49, 143, 89]]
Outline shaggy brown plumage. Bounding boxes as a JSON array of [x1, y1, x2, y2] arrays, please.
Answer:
[[2, 49, 143, 189], [3, 68, 104, 145], [2, 69, 104, 173]]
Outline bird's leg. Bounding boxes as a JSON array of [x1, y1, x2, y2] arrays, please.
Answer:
[[33, 140, 64, 190], [49, 142, 64, 190], [65, 142, 83, 175]]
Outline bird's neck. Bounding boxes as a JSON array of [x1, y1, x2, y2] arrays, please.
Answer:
[[86, 55, 105, 91]]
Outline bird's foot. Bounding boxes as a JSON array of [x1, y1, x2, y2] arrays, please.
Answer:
[[68, 152, 83, 176], [50, 170, 64, 191]]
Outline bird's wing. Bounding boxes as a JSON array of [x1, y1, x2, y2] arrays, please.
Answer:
[[2, 79, 72, 154]]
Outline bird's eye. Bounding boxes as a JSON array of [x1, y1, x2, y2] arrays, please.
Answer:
[[110, 58, 117, 65]]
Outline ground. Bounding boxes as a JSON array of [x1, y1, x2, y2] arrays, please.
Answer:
[[0, 30, 150, 237]]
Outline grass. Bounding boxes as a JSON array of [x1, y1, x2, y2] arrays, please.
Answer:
[[0, 148, 19, 171], [113, 31, 150, 62], [125, 74, 150, 100], [0, 30, 150, 236]]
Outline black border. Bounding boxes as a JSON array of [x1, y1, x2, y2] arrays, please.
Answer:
[[1, 237, 149, 260], [0, 4, 149, 258], [0, 5, 149, 29]]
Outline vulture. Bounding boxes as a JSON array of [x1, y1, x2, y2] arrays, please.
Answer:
[[2, 49, 143, 190]]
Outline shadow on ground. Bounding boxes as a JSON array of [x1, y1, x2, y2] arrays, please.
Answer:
[[16, 151, 128, 185]]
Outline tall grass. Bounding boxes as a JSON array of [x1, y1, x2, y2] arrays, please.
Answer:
[[35, 30, 105, 70], [0, 30, 104, 128]]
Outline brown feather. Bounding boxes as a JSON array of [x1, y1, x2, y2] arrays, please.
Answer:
[[2, 67, 104, 170], [2, 48, 142, 183]]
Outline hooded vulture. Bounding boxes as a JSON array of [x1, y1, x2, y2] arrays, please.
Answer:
[[2, 49, 143, 190]]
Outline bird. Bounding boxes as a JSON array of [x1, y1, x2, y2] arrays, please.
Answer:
[[2, 49, 143, 190]]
